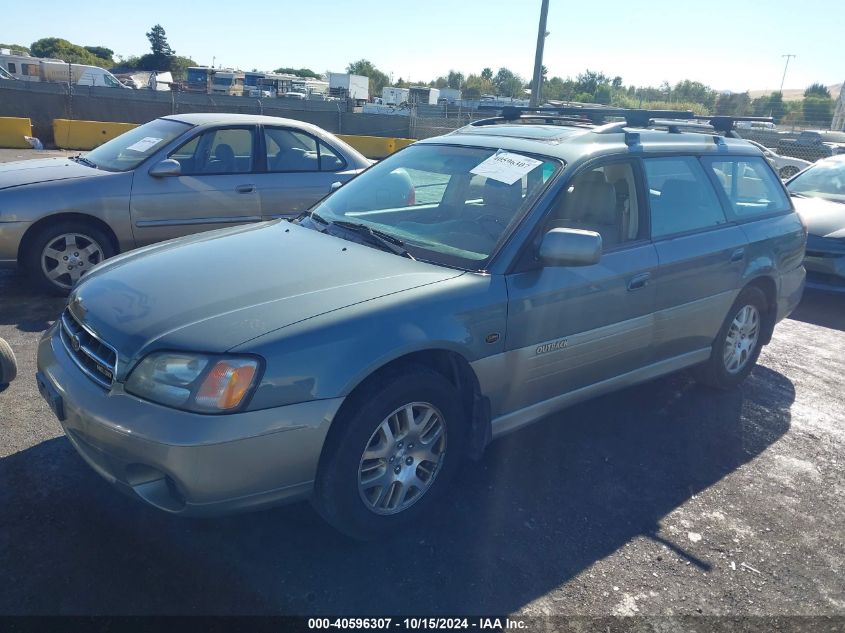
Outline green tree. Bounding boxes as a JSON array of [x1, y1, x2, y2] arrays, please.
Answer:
[[493, 67, 525, 97], [84, 46, 114, 64], [481, 67, 493, 82], [574, 70, 608, 96], [273, 67, 321, 78], [30, 38, 113, 67], [803, 96, 833, 124], [714, 91, 751, 116], [0, 43, 30, 54], [672, 79, 716, 110], [767, 91, 786, 122], [346, 59, 389, 96], [169, 56, 197, 81], [611, 76, 623, 89], [464, 73, 493, 99], [447, 70, 464, 90], [146, 24, 174, 57], [804, 83, 831, 99]]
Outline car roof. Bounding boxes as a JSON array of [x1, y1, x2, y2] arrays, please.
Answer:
[[416, 122, 764, 164], [161, 112, 327, 132]]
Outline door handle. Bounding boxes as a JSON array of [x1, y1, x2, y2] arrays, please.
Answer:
[[235, 184, 256, 194], [730, 248, 746, 263], [627, 272, 651, 291]]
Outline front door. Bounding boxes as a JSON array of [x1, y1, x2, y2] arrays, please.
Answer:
[[498, 160, 658, 416], [129, 126, 261, 246]]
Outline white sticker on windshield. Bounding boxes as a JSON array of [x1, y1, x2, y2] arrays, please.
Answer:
[[470, 150, 543, 185], [126, 137, 163, 153]]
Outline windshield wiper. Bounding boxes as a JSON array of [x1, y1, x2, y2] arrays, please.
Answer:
[[71, 155, 98, 169], [329, 220, 415, 259]]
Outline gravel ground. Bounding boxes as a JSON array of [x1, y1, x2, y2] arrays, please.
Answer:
[[0, 149, 843, 619]]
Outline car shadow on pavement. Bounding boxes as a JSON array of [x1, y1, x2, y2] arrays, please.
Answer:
[[0, 366, 794, 615], [0, 271, 66, 333], [789, 289, 845, 332]]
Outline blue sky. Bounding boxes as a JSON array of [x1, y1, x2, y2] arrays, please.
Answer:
[[2, 0, 842, 93]]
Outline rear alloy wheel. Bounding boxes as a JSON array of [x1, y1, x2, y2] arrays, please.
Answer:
[[692, 286, 768, 389], [313, 366, 466, 540], [25, 222, 115, 295]]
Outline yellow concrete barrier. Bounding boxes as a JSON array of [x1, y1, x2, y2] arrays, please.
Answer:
[[53, 119, 138, 150], [0, 117, 33, 149], [337, 134, 415, 159]]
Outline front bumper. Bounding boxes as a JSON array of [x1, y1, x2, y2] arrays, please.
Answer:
[[804, 253, 845, 293], [36, 322, 344, 516], [0, 221, 30, 267]]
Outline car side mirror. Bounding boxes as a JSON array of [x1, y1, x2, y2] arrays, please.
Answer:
[[539, 228, 602, 267], [330, 181, 343, 193], [149, 159, 182, 177]]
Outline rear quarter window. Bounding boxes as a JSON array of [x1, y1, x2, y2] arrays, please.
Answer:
[[703, 156, 790, 219]]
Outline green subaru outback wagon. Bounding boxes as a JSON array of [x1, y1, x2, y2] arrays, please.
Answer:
[[37, 108, 806, 539]]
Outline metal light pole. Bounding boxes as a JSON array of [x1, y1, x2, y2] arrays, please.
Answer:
[[529, 0, 550, 108], [779, 54, 796, 93]]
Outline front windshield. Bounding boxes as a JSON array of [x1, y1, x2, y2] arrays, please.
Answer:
[[306, 144, 560, 269], [84, 119, 191, 172], [787, 159, 845, 203]]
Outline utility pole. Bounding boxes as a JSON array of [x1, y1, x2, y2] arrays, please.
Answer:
[[529, 0, 550, 108], [779, 54, 796, 93]]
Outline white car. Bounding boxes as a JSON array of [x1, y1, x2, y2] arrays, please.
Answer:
[[746, 140, 811, 179]]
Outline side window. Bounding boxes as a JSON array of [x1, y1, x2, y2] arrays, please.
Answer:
[[703, 156, 790, 219], [643, 156, 727, 238], [319, 142, 347, 171], [171, 127, 254, 175], [265, 128, 320, 172], [544, 161, 643, 249], [8, 63, 16, 74]]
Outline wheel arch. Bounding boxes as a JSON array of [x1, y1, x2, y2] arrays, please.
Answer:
[[319, 348, 491, 470], [743, 275, 778, 344], [17, 212, 120, 267]]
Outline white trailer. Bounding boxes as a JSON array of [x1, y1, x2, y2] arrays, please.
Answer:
[[328, 72, 369, 101], [409, 86, 440, 105], [382, 86, 410, 105], [0, 52, 126, 88]]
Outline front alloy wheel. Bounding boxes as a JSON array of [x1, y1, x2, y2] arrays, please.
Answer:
[[358, 402, 447, 515]]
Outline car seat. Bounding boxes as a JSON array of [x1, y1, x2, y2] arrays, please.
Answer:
[[205, 144, 236, 174], [555, 171, 621, 245]]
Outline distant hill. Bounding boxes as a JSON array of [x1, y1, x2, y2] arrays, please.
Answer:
[[748, 83, 841, 102]]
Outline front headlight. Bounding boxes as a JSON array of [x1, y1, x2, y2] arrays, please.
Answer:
[[125, 352, 261, 413]]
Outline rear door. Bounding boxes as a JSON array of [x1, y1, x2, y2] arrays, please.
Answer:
[[253, 127, 358, 219], [129, 125, 261, 246], [644, 155, 748, 361], [499, 159, 659, 416]]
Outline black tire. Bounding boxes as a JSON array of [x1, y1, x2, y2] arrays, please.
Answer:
[[23, 221, 115, 295], [0, 337, 17, 386], [779, 166, 799, 180], [692, 286, 768, 390], [312, 366, 467, 540]]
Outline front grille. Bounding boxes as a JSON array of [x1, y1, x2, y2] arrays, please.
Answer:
[[59, 309, 118, 389]]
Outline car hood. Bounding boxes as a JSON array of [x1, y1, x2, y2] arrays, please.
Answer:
[[0, 157, 109, 190], [68, 222, 463, 371], [792, 195, 845, 239]]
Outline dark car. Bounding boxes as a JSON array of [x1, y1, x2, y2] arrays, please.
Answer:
[[787, 154, 845, 292]]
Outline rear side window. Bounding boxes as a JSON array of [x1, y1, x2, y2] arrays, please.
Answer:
[[264, 128, 347, 172], [703, 156, 790, 219], [643, 156, 727, 238]]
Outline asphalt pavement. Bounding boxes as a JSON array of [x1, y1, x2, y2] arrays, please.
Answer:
[[0, 148, 843, 618]]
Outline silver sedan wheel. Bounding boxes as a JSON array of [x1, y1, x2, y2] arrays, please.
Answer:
[[723, 304, 760, 374], [40, 233, 105, 290], [358, 402, 447, 516]]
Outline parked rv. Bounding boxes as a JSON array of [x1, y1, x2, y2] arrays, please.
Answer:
[[0, 51, 126, 88], [382, 86, 410, 105]]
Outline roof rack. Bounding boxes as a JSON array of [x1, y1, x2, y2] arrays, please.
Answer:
[[476, 106, 774, 136]]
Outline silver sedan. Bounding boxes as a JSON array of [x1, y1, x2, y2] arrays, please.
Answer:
[[0, 113, 370, 293]]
